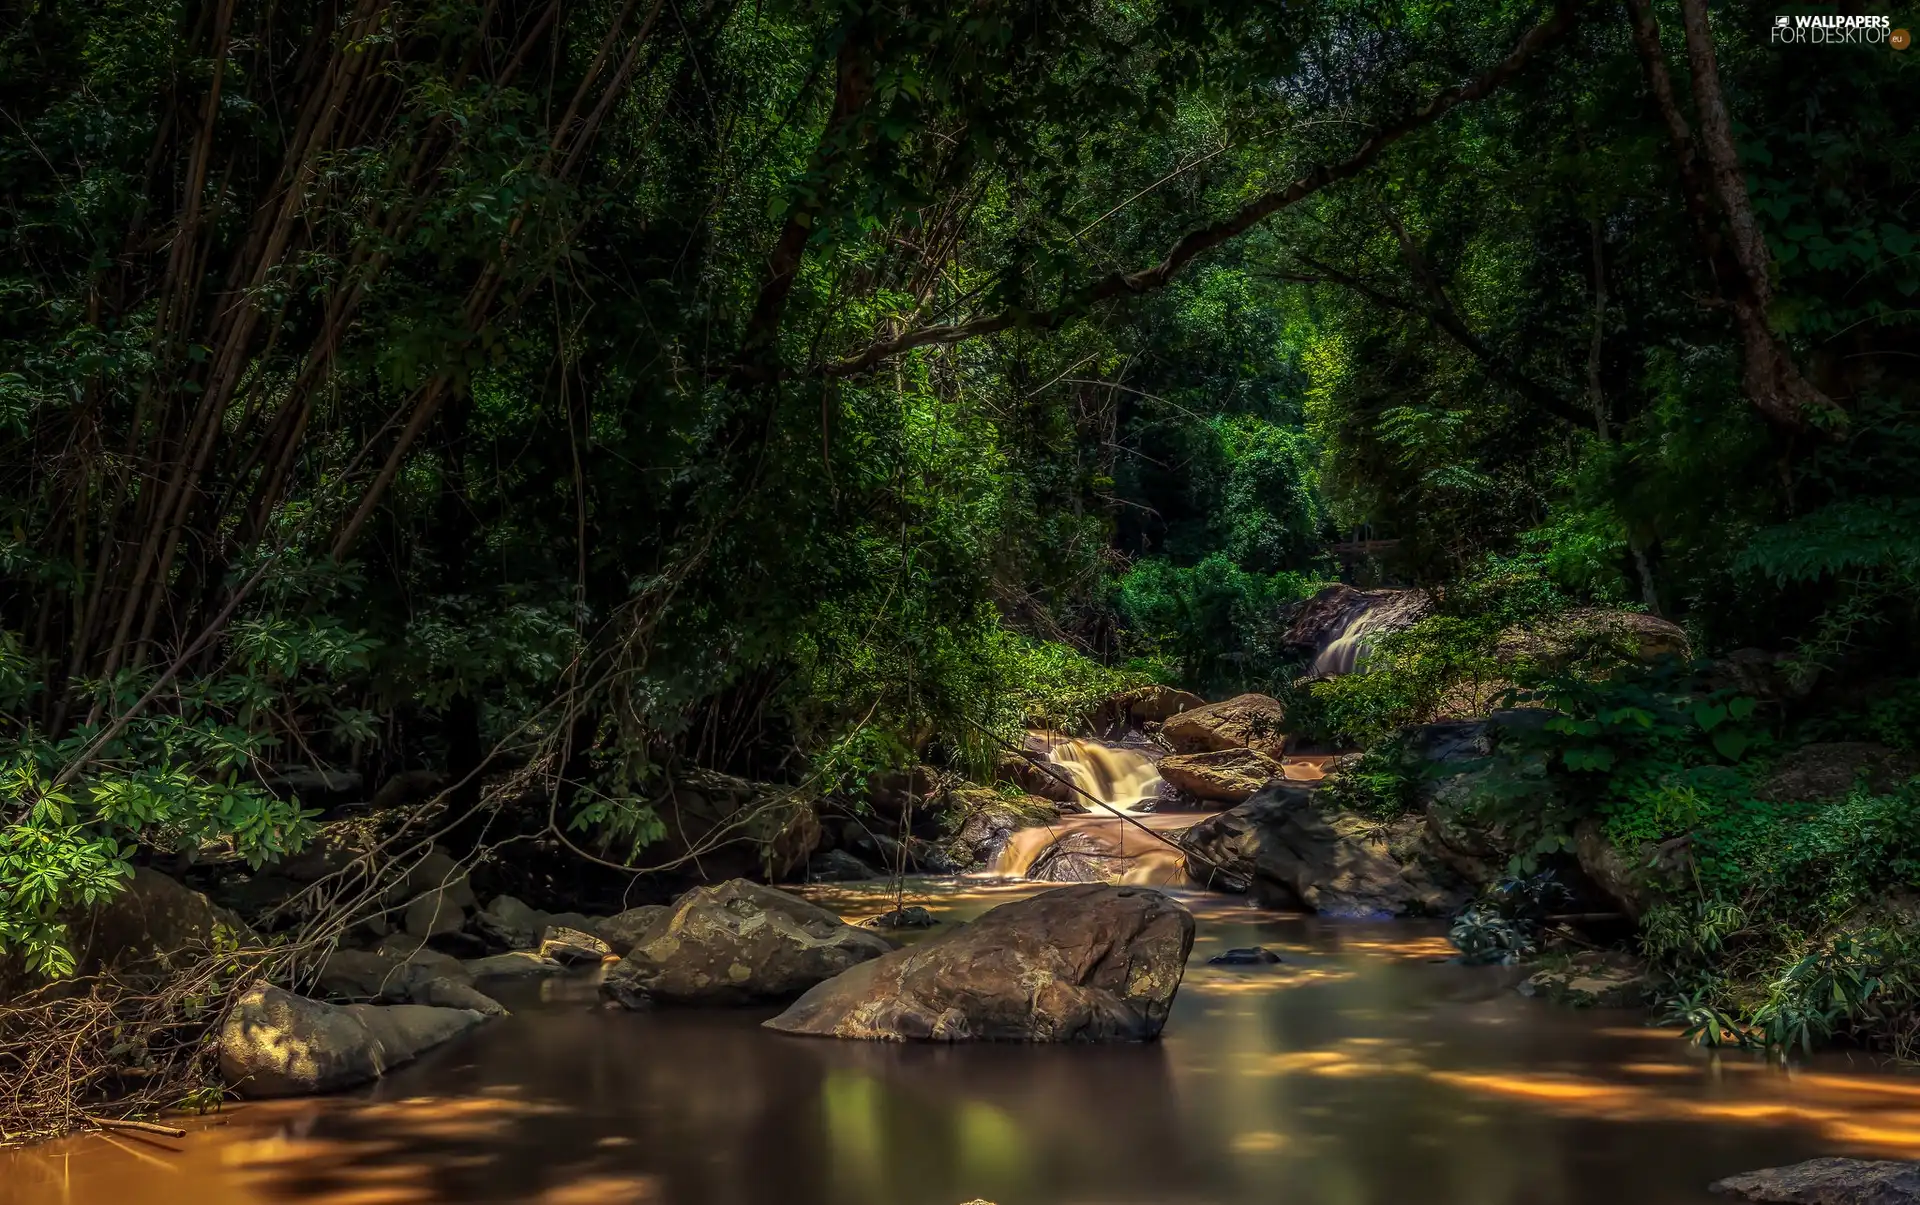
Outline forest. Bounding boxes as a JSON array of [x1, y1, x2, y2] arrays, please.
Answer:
[[2, 0, 1918, 1180]]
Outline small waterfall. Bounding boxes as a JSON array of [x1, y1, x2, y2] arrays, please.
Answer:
[[1031, 732, 1162, 815], [1311, 590, 1431, 676], [987, 734, 1188, 885]]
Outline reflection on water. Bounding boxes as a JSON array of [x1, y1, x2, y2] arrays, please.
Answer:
[[7, 883, 1920, 1205]]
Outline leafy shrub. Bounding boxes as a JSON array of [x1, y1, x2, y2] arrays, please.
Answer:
[[1287, 615, 1503, 747]]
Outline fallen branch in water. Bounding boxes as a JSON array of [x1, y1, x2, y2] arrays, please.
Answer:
[[85, 1115, 187, 1138]]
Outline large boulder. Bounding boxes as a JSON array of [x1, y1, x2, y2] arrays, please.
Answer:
[[1758, 742, 1920, 804], [218, 983, 488, 1097], [317, 946, 471, 1003], [1496, 608, 1689, 670], [1181, 783, 1464, 916], [1710, 1158, 1920, 1203], [1157, 748, 1284, 803], [764, 884, 1194, 1042], [1160, 693, 1287, 758], [600, 880, 893, 1008], [71, 867, 257, 980]]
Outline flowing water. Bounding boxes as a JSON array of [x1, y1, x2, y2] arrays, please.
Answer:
[[8, 882, 1920, 1205], [1310, 591, 1431, 677], [987, 734, 1188, 884]]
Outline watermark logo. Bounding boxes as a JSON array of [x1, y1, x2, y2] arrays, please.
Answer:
[[1769, 13, 1904, 46]]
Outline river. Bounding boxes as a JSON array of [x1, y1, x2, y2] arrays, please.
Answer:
[[6, 878, 1920, 1205]]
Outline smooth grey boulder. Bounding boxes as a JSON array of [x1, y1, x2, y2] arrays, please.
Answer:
[[600, 879, 892, 1008], [218, 983, 487, 1097], [1710, 1159, 1920, 1204], [765, 884, 1193, 1043]]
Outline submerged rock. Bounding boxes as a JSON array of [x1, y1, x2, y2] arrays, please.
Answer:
[[1160, 693, 1287, 758], [765, 884, 1193, 1042], [1157, 748, 1284, 803], [1181, 783, 1465, 917], [1207, 946, 1282, 966], [600, 879, 893, 1008], [1710, 1158, 1920, 1203], [1517, 954, 1650, 1009], [862, 906, 938, 929], [219, 983, 488, 1097]]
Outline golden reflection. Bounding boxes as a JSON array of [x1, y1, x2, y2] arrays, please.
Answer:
[[1229, 1131, 1289, 1154], [535, 1175, 662, 1203], [1430, 1070, 1920, 1157]]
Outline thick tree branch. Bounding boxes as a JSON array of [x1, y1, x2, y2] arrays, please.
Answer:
[[1631, 0, 1843, 432], [822, 0, 1583, 379]]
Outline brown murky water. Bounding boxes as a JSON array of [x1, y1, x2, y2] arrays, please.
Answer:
[[7, 880, 1920, 1205]]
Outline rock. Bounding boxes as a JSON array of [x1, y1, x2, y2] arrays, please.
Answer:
[[595, 905, 670, 955], [1160, 693, 1287, 758], [539, 925, 613, 964], [996, 749, 1079, 803], [1518, 953, 1650, 1008], [71, 867, 257, 980], [398, 850, 476, 939], [806, 849, 880, 882], [1025, 831, 1133, 883], [464, 951, 567, 980], [474, 895, 545, 950], [1496, 608, 1690, 670], [1707, 648, 1818, 701], [542, 911, 599, 935], [1710, 1158, 1920, 1203], [764, 884, 1194, 1042], [1181, 783, 1463, 917], [411, 977, 510, 1017], [1156, 748, 1285, 803], [1208, 947, 1282, 966], [320, 943, 472, 1005], [218, 983, 487, 1098], [861, 906, 937, 929], [1088, 684, 1208, 736], [600, 880, 894, 1008], [1141, 780, 1210, 812], [1573, 818, 1653, 920], [1758, 743, 1920, 804], [278, 827, 373, 883], [945, 787, 1059, 867], [316, 950, 410, 1001]]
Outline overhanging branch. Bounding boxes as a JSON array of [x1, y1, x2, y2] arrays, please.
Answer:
[[821, 0, 1583, 379]]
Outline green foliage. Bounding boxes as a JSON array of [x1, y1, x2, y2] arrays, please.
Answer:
[[1113, 555, 1320, 696]]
